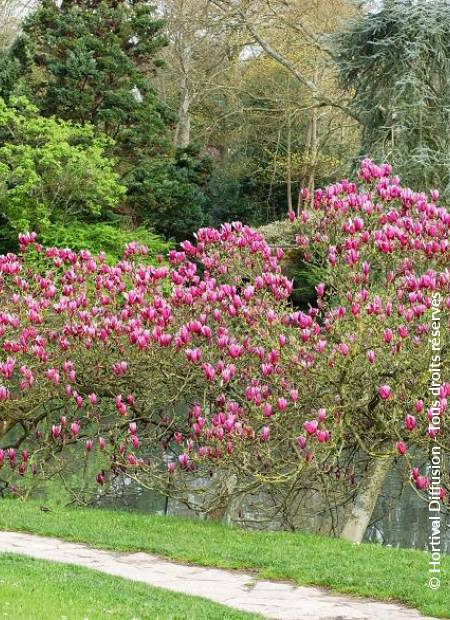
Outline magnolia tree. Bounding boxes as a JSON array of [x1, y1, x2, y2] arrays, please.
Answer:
[[0, 225, 293, 501], [281, 159, 449, 539], [0, 159, 449, 541]]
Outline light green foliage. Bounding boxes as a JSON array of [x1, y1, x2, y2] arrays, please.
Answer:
[[0, 96, 125, 244], [38, 222, 171, 263]]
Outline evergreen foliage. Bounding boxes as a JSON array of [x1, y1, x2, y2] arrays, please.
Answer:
[[0, 0, 208, 240], [335, 0, 450, 195]]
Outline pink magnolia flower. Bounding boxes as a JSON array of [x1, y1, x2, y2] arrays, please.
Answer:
[[398, 325, 408, 338], [303, 420, 318, 435], [316, 429, 330, 443], [263, 402, 273, 418], [277, 397, 288, 412], [296, 436, 307, 449], [395, 441, 407, 455], [378, 385, 391, 400], [178, 453, 190, 468], [315, 283, 325, 297], [404, 415, 417, 431], [186, 348, 202, 363], [260, 426, 270, 442], [115, 395, 127, 416], [202, 363, 215, 381], [300, 187, 310, 201], [70, 421, 80, 437], [383, 328, 393, 344], [128, 453, 138, 465], [338, 343, 350, 356], [228, 343, 243, 359], [431, 189, 439, 202], [317, 408, 327, 422], [415, 475, 429, 490]]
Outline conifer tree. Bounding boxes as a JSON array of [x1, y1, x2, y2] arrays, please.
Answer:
[[1, 0, 207, 239], [335, 0, 450, 196]]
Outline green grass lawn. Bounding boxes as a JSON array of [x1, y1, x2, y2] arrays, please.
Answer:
[[0, 499, 449, 618], [0, 553, 261, 620]]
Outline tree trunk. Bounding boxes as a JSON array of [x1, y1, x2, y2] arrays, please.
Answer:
[[207, 474, 238, 522], [307, 103, 317, 208], [286, 112, 293, 214], [297, 115, 313, 215], [174, 75, 191, 148], [340, 456, 392, 543], [207, 506, 226, 521]]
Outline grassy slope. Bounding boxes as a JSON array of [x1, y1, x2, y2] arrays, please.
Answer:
[[0, 553, 261, 620], [0, 499, 448, 618]]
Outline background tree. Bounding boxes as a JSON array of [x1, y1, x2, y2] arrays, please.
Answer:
[[157, 0, 239, 149], [0, 0, 33, 50], [0, 96, 125, 252], [181, 0, 361, 226], [0, 0, 208, 240], [0, 0, 366, 237], [335, 0, 450, 197]]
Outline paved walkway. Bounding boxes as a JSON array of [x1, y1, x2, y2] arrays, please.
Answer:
[[0, 531, 439, 620]]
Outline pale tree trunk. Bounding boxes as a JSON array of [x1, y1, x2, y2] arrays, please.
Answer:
[[173, 18, 192, 150], [297, 114, 313, 215], [208, 474, 238, 522], [174, 71, 191, 149], [340, 456, 393, 543], [306, 63, 319, 209], [286, 112, 293, 213], [307, 102, 317, 208]]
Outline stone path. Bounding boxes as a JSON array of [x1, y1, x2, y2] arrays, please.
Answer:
[[0, 531, 439, 620]]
